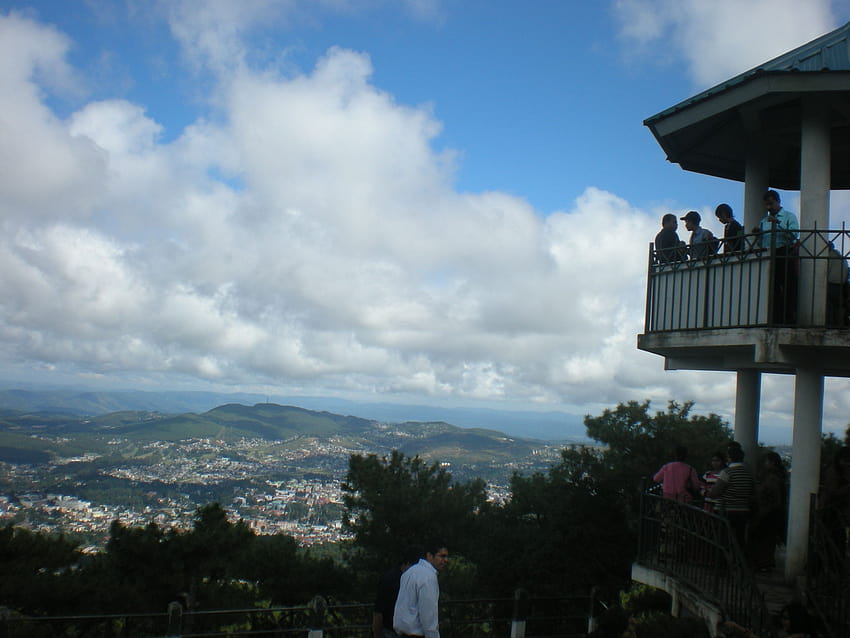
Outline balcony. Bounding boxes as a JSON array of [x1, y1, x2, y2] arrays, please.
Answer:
[[638, 228, 850, 377]]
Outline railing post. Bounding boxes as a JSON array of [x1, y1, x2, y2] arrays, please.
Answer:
[[308, 595, 327, 638], [511, 588, 529, 638], [587, 587, 599, 636], [166, 601, 182, 638]]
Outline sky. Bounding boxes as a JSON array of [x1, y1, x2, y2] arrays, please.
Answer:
[[1, 0, 850, 444]]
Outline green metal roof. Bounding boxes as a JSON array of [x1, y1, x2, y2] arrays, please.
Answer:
[[646, 21, 850, 125], [643, 22, 850, 189]]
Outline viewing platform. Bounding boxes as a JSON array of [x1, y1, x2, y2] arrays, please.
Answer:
[[639, 228, 850, 376], [636, 18, 850, 619]]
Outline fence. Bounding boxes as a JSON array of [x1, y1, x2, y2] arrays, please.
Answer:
[[635, 488, 773, 637], [645, 227, 850, 332], [0, 590, 593, 638], [807, 495, 850, 638]]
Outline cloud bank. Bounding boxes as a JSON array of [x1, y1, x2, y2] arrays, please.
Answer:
[[0, 3, 848, 442]]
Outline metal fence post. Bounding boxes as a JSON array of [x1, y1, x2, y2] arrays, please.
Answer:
[[308, 595, 327, 638], [511, 588, 529, 638], [166, 601, 183, 638]]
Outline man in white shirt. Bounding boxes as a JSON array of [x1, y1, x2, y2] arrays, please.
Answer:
[[393, 541, 449, 638]]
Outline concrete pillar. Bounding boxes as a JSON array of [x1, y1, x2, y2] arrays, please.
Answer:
[[733, 369, 761, 466], [798, 95, 831, 325], [741, 106, 769, 233], [785, 368, 823, 583], [743, 149, 769, 233]]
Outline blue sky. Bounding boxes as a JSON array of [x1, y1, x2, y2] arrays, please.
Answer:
[[1, 0, 850, 443]]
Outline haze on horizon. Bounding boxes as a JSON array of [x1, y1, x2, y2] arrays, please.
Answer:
[[1, 1, 849, 444]]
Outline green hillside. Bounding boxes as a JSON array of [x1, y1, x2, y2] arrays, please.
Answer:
[[0, 402, 551, 470]]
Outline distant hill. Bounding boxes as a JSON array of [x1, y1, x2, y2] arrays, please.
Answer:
[[100, 403, 376, 442], [0, 387, 586, 441], [0, 402, 549, 468]]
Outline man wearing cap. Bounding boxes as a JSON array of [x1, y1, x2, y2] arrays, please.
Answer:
[[681, 210, 717, 260]]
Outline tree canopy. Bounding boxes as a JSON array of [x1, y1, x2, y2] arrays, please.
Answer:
[[0, 399, 740, 621]]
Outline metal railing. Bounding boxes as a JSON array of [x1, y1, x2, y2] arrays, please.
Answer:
[[635, 489, 773, 636], [645, 227, 850, 332], [807, 495, 850, 638], [0, 591, 593, 638]]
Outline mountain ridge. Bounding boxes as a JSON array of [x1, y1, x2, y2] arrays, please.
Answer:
[[0, 387, 586, 442]]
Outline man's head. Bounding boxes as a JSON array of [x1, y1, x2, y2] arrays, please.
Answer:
[[728, 444, 745, 463], [661, 213, 677, 230], [764, 190, 781, 214], [424, 540, 449, 571], [680, 210, 701, 231], [715, 203, 733, 223]]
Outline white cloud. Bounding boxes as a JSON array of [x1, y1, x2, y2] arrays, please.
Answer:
[[0, 14, 105, 223], [0, 8, 847, 443], [614, 0, 837, 87]]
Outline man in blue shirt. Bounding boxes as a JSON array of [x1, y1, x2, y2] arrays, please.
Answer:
[[393, 541, 449, 638], [757, 190, 799, 324], [758, 190, 799, 249]]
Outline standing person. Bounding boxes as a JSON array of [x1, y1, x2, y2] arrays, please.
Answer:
[[373, 546, 421, 638], [701, 452, 727, 513], [715, 203, 745, 253], [711, 444, 755, 552], [394, 541, 449, 638], [756, 190, 799, 323], [654, 213, 684, 263], [749, 452, 787, 571], [681, 210, 718, 260], [653, 446, 701, 503]]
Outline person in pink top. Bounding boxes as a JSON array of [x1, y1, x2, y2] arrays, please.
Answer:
[[653, 446, 700, 503]]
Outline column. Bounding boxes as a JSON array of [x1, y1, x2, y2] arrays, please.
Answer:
[[741, 106, 769, 233], [743, 149, 769, 233], [785, 368, 824, 584], [798, 95, 831, 325], [734, 370, 761, 467]]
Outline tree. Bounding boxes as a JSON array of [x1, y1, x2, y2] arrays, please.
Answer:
[[81, 520, 185, 613], [475, 446, 633, 597], [474, 401, 733, 598], [0, 524, 80, 614], [585, 400, 732, 508], [342, 451, 488, 580]]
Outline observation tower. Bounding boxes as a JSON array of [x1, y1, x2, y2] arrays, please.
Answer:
[[638, 21, 850, 587]]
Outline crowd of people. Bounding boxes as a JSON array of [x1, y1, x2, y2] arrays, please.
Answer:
[[653, 190, 795, 263], [652, 189, 850, 327], [650, 442, 850, 637], [652, 442, 775, 567]]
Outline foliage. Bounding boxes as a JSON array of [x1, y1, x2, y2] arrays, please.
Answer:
[[0, 399, 743, 628], [620, 584, 710, 638], [0, 524, 81, 614], [477, 446, 633, 596], [342, 450, 488, 560], [585, 400, 732, 513]]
